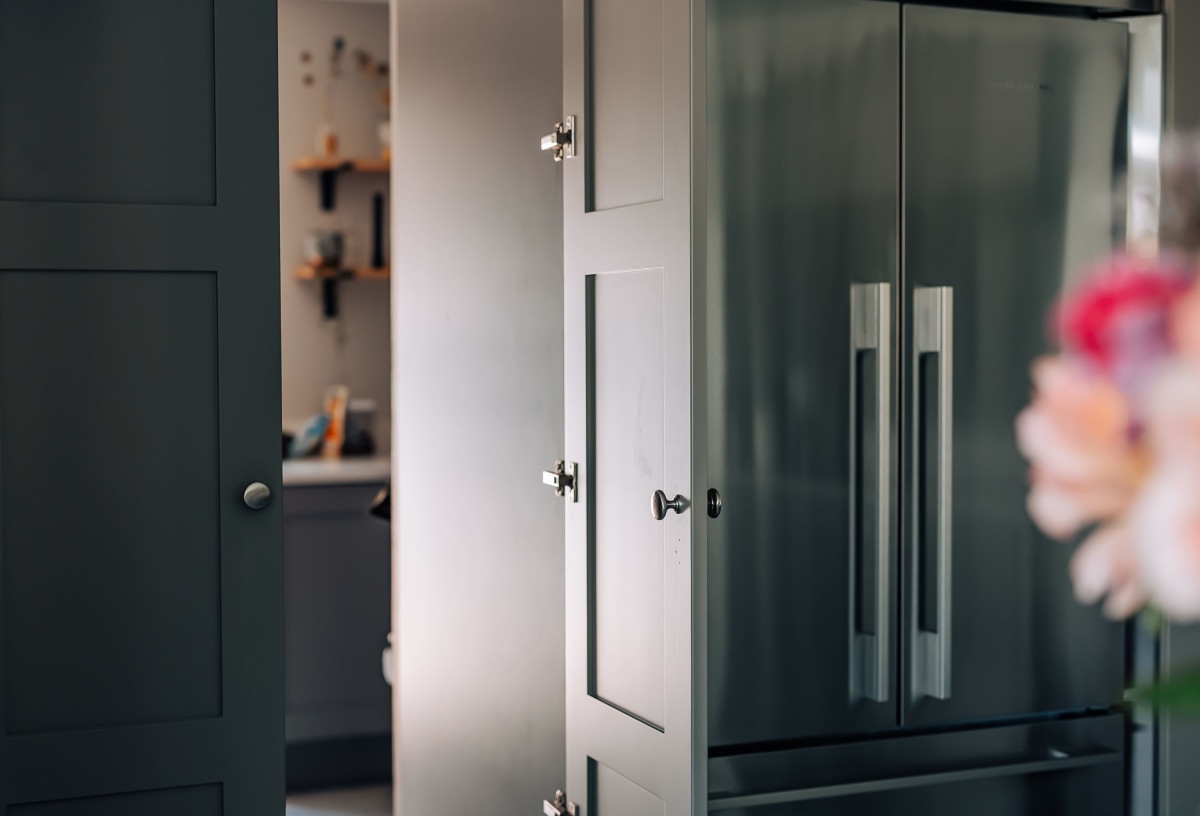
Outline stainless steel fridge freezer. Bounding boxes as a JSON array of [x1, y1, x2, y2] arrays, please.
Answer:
[[706, 0, 1130, 758]]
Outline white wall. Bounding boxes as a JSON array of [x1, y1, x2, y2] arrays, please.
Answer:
[[391, 0, 566, 814], [279, 0, 392, 450]]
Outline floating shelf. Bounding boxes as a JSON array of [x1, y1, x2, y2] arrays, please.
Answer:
[[293, 156, 390, 173], [295, 266, 390, 280]]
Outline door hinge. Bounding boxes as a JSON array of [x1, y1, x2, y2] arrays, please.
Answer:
[[541, 116, 575, 162], [542, 460, 578, 502], [543, 790, 577, 816]]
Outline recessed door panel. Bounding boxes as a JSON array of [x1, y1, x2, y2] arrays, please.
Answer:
[[9, 784, 222, 816], [0, 0, 216, 205], [589, 270, 666, 729], [587, 0, 664, 211], [592, 759, 667, 816], [0, 271, 221, 736]]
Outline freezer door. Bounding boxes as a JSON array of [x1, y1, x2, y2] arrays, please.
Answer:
[[708, 714, 1124, 816], [902, 6, 1127, 727], [706, 0, 900, 748]]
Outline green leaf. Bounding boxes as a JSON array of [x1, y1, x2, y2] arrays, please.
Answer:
[[1129, 665, 1200, 713]]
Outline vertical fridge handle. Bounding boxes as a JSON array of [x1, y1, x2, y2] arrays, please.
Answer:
[[913, 286, 953, 700], [849, 283, 891, 703]]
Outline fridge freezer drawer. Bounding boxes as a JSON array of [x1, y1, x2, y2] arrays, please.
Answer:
[[709, 714, 1124, 815]]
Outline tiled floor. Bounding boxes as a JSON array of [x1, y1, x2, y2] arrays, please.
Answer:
[[285, 785, 392, 816]]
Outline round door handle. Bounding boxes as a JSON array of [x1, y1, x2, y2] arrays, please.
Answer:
[[652, 490, 685, 521], [707, 488, 722, 519], [244, 482, 272, 510]]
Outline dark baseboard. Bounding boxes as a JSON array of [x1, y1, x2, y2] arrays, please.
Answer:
[[286, 734, 392, 793]]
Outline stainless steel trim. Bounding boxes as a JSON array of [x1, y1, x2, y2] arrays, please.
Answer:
[[913, 286, 953, 701], [1119, 16, 1162, 816], [708, 748, 1119, 811], [1121, 16, 1163, 259], [849, 283, 891, 703]]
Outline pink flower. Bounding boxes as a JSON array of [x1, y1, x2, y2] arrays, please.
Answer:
[[1130, 363, 1200, 620], [1070, 521, 1144, 619], [1015, 357, 1145, 540], [1054, 254, 1191, 405]]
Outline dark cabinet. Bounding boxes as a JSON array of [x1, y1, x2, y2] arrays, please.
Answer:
[[283, 482, 391, 746]]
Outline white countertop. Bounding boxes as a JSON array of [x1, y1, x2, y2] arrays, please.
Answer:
[[282, 456, 391, 487]]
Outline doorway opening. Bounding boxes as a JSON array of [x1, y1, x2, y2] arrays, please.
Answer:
[[277, 0, 394, 812]]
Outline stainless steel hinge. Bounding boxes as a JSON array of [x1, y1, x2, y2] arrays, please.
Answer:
[[543, 790, 577, 816], [541, 116, 575, 161], [542, 460, 578, 502]]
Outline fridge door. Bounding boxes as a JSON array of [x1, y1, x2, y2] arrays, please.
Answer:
[[708, 714, 1124, 816], [706, 0, 900, 748], [902, 5, 1127, 727]]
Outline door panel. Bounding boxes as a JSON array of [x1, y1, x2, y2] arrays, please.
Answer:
[[0, 0, 216, 206], [0, 272, 221, 736], [565, 0, 698, 811], [903, 6, 1127, 726], [0, 1, 282, 812], [706, 0, 900, 748], [10, 784, 223, 816], [593, 760, 667, 816], [591, 270, 667, 728], [588, 0, 665, 211]]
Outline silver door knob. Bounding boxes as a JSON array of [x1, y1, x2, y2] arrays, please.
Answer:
[[652, 490, 685, 521], [244, 482, 272, 510]]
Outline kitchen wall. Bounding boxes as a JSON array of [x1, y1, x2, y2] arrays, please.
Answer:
[[279, 0, 392, 451]]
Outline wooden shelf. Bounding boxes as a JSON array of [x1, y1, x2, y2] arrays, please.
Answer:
[[293, 156, 390, 173], [295, 266, 390, 280]]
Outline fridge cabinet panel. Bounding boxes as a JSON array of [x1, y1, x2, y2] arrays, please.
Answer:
[[710, 768, 1121, 816], [902, 5, 1128, 727], [706, 0, 900, 748], [708, 715, 1124, 816]]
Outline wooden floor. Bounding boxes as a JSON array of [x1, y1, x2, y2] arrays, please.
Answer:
[[286, 785, 392, 816]]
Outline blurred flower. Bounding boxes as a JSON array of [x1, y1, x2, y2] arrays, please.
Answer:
[[1016, 357, 1144, 540], [1130, 363, 1200, 620], [1054, 254, 1191, 404], [1070, 520, 1144, 619]]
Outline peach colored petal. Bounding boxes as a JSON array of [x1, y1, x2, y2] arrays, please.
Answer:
[[1030, 357, 1130, 440], [1130, 364, 1200, 621], [1172, 282, 1200, 365], [1017, 407, 1135, 485], [1071, 521, 1142, 617]]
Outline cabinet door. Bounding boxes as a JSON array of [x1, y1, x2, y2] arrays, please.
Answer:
[[706, 0, 900, 748], [0, 1, 282, 812], [284, 485, 391, 744], [902, 5, 1127, 726], [562, 0, 701, 813]]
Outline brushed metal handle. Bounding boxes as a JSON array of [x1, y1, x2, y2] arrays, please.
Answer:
[[244, 482, 272, 510], [849, 283, 891, 703], [913, 286, 953, 701], [652, 490, 685, 521]]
